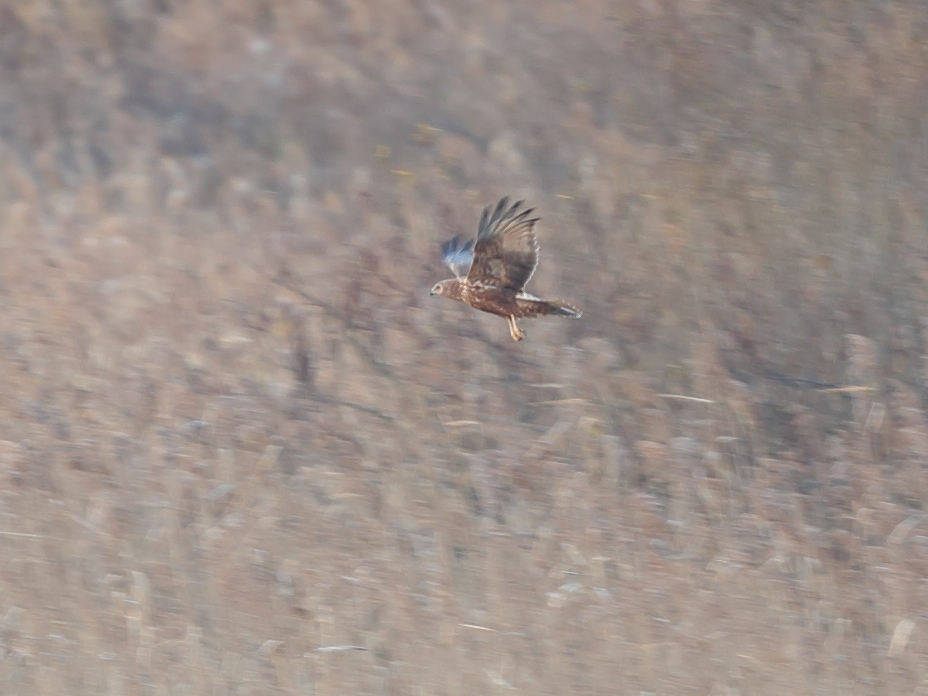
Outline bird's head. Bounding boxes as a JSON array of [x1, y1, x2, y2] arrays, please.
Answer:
[[430, 279, 457, 298]]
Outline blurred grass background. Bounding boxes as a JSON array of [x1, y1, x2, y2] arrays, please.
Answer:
[[1, 0, 928, 694]]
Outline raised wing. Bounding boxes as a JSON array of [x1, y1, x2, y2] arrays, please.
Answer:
[[466, 197, 539, 291], [440, 236, 474, 280]]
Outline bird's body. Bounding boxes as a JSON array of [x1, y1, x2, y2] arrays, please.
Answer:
[[430, 197, 581, 341]]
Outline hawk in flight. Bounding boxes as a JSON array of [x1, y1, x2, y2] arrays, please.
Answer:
[[430, 197, 581, 341]]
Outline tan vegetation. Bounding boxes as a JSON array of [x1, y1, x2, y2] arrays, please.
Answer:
[[1, 0, 927, 693]]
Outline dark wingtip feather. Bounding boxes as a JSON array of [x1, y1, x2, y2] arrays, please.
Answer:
[[495, 196, 510, 217], [478, 196, 544, 240], [440, 235, 470, 257], [511, 208, 538, 227], [440, 235, 475, 278]]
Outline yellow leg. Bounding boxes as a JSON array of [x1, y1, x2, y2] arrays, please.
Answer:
[[507, 315, 525, 341]]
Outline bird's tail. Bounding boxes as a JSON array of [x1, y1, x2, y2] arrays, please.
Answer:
[[516, 296, 582, 319], [546, 300, 582, 318]]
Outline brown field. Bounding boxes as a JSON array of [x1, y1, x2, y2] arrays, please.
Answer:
[[1, 1, 928, 694]]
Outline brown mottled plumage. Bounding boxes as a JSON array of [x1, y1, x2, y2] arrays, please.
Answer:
[[430, 197, 581, 341]]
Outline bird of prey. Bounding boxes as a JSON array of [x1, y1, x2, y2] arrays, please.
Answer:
[[430, 197, 581, 341]]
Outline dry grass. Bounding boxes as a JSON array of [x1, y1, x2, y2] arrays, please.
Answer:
[[1, 0, 928, 694]]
